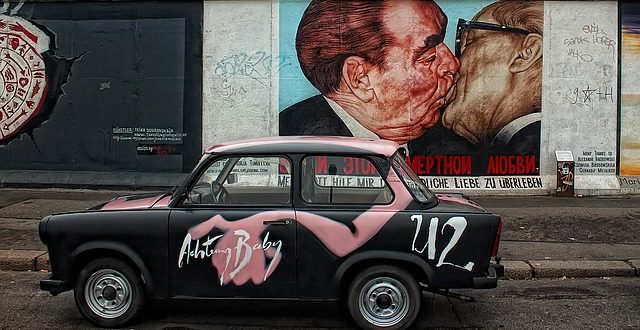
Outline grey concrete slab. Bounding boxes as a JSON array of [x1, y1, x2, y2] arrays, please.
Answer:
[[0, 250, 45, 271], [0, 195, 28, 209], [0, 230, 43, 251], [502, 261, 532, 279], [500, 241, 640, 261], [494, 206, 640, 244], [0, 188, 143, 202], [0, 199, 103, 219], [474, 195, 640, 209], [0, 188, 156, 212], [0, 169, 187, 189], [0, 218, 45, 250], [0, 218, 39, 231], [531, 260, 635, 278]]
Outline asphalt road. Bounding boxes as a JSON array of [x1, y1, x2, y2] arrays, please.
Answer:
[[3, 271, 639, 329]]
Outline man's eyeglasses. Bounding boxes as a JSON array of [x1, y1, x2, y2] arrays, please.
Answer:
[[455, 18, 532, 57]]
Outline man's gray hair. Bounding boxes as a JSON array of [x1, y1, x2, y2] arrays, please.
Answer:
[[476, 0, 543, 36]]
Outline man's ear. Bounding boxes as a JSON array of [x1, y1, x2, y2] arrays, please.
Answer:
[[341, 56, 375, 103], [509, 33, 542, 73]]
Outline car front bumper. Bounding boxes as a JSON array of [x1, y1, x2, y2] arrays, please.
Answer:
[[40, 275, 69, 296]]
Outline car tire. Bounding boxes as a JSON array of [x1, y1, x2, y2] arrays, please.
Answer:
[[347, 265, 421, 330], [74, 257, 145, 327]]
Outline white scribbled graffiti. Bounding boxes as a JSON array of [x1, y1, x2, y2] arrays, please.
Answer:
[[411, 215, 474, 271]]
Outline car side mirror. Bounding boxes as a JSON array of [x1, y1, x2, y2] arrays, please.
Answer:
[[226, 173, 238, 184]]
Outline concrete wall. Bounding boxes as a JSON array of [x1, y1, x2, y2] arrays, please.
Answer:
[[199, 0, 638, 195], [202, 0, 279, 145], [542, 1, 619, 195], [1, 0, 638, 195]]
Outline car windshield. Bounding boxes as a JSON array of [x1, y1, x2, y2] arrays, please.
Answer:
[[391, 152, 436, 204]]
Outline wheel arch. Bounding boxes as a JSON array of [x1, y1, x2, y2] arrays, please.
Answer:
[[334, 250, 434, 297], [70, 241, 154, 294]]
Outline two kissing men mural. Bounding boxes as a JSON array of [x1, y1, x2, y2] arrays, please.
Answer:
[[279, 0, 543, 188]]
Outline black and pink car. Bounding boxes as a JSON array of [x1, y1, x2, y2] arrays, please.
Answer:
[[39, 136, 503, 329]]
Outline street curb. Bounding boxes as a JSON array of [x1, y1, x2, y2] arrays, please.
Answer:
[[629, 260, 640, 276], [527, 260, 636, 278], [0, 250, 48, 271], [0, 249, 639, 280], [502, 261, 533, 279], [36, 252, 50, 271]]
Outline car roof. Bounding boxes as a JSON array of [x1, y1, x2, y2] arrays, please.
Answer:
[[204, 136, 400, 157]]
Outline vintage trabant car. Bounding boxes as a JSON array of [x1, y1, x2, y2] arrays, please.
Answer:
[[39, 136, 503, 329]]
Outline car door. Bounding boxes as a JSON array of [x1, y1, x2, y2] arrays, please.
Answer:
[[294, 155, 398, 299], [168, 154, 297, 298]]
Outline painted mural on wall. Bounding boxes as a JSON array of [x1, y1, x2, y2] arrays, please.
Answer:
[[0, 3, 72, 145], [621, 2, 640, 176], [279, 0, 543, 190], [0, 1, 202, 174]]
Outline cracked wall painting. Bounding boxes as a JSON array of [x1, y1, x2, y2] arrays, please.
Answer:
[[0, 14, 70, 144], [279, 1, 543, 184], [0, 2, 202, 174], [621, 3, 640, 176]]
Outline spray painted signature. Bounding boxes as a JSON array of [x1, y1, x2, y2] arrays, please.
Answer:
[[178, 229, 283, 285], [181, 212, 288, 286]]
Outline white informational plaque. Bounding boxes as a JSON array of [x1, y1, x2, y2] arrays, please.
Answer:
[[555, 151, 574, 162]]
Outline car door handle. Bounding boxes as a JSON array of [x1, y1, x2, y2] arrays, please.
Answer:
[[263, 219, 292, 226]]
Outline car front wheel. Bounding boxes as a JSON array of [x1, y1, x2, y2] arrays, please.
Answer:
[[74, 257, 145, 327], [347, 265, 421, 330]]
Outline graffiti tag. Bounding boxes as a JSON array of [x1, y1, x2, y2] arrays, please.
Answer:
[[562, 22, 616, 63], [214, 51, 290, 99], [566, 84, 614, 109], [566, 48, 593, 63], [410, 215, 474, 271], [582, 23, 616, 51], [214, 51, 284, 80]]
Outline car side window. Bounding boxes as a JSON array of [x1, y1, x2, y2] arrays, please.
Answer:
[[186, 156, 291, 205], [301, 155, 393, 205]]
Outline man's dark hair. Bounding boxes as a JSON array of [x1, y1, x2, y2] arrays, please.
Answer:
[[295, 0, 393, 95]]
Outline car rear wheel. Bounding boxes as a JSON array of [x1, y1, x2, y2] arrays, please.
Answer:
[[347, 265, 421, 330], [74, 257, 145, 327]]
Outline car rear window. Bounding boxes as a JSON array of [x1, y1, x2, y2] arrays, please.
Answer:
[[301, 155, 393, 205]]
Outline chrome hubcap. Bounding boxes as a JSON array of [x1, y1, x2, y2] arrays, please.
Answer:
[[84, 269, 132, 319], [358, 276, 409, 327]]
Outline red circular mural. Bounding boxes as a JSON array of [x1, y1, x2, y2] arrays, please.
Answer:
[[0, 15, 48, 141]]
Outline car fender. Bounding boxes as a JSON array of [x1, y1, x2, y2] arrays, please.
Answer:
[[70, 240, 155, 293], [333, 250, 435, 291]]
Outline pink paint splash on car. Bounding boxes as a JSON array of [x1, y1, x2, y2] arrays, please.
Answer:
[[186, 170, 413, 286]]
